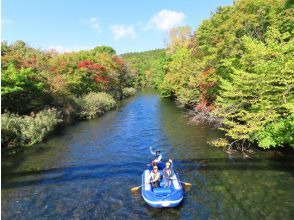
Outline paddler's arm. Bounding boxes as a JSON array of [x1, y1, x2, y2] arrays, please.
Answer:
[[149, 147, 156, 155]]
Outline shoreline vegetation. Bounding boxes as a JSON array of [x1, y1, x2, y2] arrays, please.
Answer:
[[2, 0, 293, 153], [1, 43, 137, 152]]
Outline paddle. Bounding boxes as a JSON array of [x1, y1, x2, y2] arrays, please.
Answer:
[[131, 179, 191, 192], [170, 178, 192, 187], [131, 182, 150, 192], [179, 180, 192, 187], [132, 180, 191, 192], [131, 185, 143, 192]]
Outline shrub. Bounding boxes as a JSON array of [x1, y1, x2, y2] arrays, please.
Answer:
[[122, 87, 136, 98], [1, 113, 23, 148], [21, 109, 63, 145], [1, 108, 62, 148], [207, 138, 229, 148], [76, 92, 116, 119]]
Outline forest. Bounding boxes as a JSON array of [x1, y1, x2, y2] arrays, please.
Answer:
[[2, 0, 293, 151], [122, 0, 294, 150]]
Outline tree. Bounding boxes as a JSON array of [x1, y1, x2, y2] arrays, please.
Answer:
[[216, 28, 294, 148], [160, 46, 199, 107], [93, 46, 116, 55], [1, 64, 45, 113], [167, 26, 192, 54], [160, 27, 200, 107]]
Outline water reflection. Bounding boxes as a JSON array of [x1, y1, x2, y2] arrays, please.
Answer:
[[3, 157, 293, 190]]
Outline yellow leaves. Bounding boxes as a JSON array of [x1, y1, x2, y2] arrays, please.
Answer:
[[208, 138, 229, 148], [167, 26, 192, 55], [282, 102, 294, 114], [46, 73, 67, 95]]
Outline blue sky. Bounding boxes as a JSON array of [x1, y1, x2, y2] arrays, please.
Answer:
[[2, 0, 233, 54]]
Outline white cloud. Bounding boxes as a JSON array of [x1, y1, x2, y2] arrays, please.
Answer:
[[88, 17, 101, 32], [144, 9, 185, 31], [2, 18, 13, 25], [47, 45, 94, 53], [109, 25, 137, 40]]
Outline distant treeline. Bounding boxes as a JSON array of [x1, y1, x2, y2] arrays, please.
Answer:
[[122, 0, 294, 150]]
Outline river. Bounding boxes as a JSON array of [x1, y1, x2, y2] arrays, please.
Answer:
[[2, 90, 294, 219]]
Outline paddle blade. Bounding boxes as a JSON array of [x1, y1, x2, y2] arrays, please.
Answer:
[[183, 182, 192, 187], [131, 186, 140, 192]]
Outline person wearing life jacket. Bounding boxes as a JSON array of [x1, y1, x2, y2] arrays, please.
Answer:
[[148, 165, 161, 188], [149, 147, 162, 166], [162, 159, 173, 187]]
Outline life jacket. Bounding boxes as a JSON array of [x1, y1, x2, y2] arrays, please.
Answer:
[[155, 155, 160, 160], [163, 168, 172, 178], [166, 169, 172, 177], [154, 152, 162, 162], [151, 171, 160, 181]]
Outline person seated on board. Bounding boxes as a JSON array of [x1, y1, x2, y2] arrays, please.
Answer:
[[148, 165, 161, 188], [162, 160, 173, 188], [149, 147, 162, 167]]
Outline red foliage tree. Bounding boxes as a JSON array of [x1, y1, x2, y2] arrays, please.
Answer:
[[196, 67, 217, 111], [77, 60, 109, 83], [111, 55, 126, 68]]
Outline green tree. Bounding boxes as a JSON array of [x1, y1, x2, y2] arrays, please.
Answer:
[[92, 46, 116, 55], [160, 47, 200, 107], [1, 64, 45, 114], [216, 28, 294, 148]]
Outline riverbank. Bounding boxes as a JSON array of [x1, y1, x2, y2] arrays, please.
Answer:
[[1, 89, 136, 153]]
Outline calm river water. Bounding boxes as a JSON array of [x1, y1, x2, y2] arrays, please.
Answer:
[[2, 90, 294, 219]]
